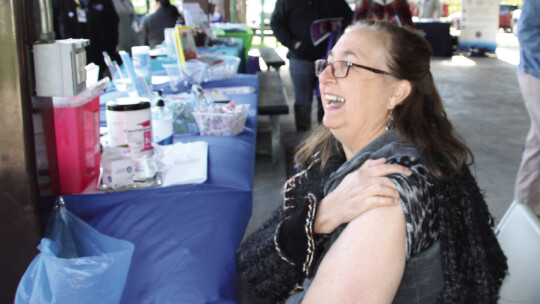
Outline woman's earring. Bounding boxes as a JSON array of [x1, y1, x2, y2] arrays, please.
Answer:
[[386, 111, 394, 131]]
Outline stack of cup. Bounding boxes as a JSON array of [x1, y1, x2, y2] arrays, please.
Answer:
[[131, 46, 152, 90]]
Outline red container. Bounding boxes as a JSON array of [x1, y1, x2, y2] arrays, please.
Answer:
[[42, 79, 109, 194]]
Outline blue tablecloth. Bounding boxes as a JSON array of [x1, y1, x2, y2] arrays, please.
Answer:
[[42, 74, 259, 303]]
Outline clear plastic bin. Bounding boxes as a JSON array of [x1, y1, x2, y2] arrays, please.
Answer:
[[197, 55, 241, 80], [162, 61, 208, 90], [192, 103, 249, 136]]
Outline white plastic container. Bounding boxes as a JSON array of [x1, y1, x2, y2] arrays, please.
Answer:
[[163, 28, 177, 59], [106, 97, 153, 155], [151, 98, 174, 145], [131, 46, 152, 89]]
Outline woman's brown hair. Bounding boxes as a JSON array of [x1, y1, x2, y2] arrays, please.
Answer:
[[294, 20, 473, 180]]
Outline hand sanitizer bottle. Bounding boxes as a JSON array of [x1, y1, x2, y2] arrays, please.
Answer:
[[151, 93, 174, 145]]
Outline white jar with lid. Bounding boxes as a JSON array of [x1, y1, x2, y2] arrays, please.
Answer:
[[106, 97, 153, 155]]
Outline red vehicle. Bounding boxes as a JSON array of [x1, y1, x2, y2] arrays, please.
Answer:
[[500, 4, 519, 31]]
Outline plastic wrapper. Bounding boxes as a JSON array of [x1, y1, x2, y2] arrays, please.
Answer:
[[15, 198, 135, 304], [163, 93, 200, 135], [164, 86, 212, 135]]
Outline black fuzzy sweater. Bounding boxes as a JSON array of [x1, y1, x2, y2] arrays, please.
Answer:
[[237, 133, 507, 303]]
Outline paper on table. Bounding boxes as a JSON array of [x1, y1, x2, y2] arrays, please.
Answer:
[[152, 75, 170, 85], [159, 141, 208, 186], [203, 86, 256, 95]]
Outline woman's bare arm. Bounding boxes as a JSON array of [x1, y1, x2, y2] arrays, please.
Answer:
[[303, 203, 407, 303]]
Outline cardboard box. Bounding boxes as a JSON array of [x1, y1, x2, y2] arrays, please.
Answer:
[[102, 156, 133, 189]]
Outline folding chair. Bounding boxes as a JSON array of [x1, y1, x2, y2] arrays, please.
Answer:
[[495, 200, 540, 303]]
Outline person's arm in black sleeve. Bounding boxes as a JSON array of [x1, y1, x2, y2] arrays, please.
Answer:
[[237, 206, 305, 301], [278, 191, 329, 278], [237, 161, 330, 300], [270, 0, 298, 50]]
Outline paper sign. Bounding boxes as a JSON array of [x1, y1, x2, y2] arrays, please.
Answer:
[[459, 0, 499, 52]]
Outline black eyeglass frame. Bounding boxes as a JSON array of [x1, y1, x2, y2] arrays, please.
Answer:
[[315, 59, 393, 78]]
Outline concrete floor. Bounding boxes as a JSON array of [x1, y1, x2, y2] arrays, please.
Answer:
[[247, 33, 528, 240]]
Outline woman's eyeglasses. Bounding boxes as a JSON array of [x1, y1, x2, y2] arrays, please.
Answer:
[[315, 59, 393, 78]]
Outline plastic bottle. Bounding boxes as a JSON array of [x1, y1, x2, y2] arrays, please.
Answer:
[[131, 46, 152, 90], [151, 93, 174, 145]]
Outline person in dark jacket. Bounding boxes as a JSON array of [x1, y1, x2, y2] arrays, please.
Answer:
[[141, 0, 181, 48], [112, 0, 144, 52], [52, 0, 120, 78], [237, 20, 507, 303], [271, 0, 353, 132]]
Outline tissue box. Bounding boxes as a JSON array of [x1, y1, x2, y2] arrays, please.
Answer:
[[102, 156, 133, 189], [192, 103, 249, 136]]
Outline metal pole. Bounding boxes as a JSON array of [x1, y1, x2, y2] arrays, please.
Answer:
[[37, 0, 55, 42], [259, 0, 265, 44], [0, 0, 42, 301], [230, 0, 236, 23]]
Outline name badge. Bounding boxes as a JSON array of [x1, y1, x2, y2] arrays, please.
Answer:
[[77, 7, 87, 23], [131, 19, 140, 33]]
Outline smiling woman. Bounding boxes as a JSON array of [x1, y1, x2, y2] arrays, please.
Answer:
[[237, 20, 507, 304], [315, 27, 407, 158]]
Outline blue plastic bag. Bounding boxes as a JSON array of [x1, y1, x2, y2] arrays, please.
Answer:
[[15, 200, 135, 304]]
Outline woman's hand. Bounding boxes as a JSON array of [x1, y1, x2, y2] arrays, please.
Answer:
[[314, 158, 411, 234]]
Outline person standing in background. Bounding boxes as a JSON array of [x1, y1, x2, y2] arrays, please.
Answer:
[[353, 0, 414, 28], [112, 0, 144, 52], [132, 0, 149, 22], [52, 0, 120, 78], [141, 0, 181, 48], [418, 0, 441, 19], [271, 0, 353, 132], [514, 0, 540, 215]]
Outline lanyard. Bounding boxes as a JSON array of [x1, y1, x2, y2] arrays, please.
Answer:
[[75, 0, 88, 23]]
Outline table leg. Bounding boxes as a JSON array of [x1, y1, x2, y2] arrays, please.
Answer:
[[270, 114, 280, 164]]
